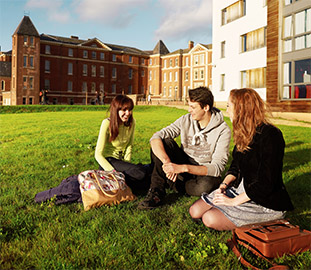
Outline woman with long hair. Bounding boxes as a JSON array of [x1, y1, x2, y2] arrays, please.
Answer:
[[95, 95, 151, 190], [189, 88, 294, 230]]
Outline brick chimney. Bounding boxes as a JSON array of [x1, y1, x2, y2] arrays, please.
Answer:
[[188, 41, 194, 49]]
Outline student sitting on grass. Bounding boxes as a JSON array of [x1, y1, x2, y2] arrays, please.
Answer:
[[138, 87, 231, 209], [189, 88, 294, 230], [95, 94, 151, 191]]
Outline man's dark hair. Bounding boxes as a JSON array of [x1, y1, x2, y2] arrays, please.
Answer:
[[188, 87, 214, 110]]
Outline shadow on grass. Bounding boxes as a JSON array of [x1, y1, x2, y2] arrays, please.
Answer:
[[283, 147, 311, 172], [285, 172, 311, 230]]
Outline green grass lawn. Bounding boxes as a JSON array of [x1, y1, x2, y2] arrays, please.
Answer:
[[0, 105, 310, 269]]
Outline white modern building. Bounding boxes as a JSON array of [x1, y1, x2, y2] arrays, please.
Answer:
[[212, 0, 267, 101]]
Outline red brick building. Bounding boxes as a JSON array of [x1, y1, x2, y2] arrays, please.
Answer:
[[1, 16, 213, 106]]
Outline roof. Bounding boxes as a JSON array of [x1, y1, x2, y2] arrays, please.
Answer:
[[40, 34, 149, 55], [0, 62, 11, 77], [13, 16, 39, 37], [153, 40, 170, 55]]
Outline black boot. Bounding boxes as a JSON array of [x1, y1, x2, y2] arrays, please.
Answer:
[[137, 188, 165, 210]]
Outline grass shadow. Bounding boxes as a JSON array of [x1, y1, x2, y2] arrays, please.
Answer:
[[283, 147, 311, 172]]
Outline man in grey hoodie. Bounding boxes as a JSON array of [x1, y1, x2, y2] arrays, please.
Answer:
[[138, 87, 231, 209]]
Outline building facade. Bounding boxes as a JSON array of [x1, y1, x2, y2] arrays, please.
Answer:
[[1, 16, 212, 106], [267, 0, 311, 112], [212, 0, 310, 112]]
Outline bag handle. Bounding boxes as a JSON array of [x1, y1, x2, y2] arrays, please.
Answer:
[[227, 231, 289, 270], [92, 172, 120, 198]]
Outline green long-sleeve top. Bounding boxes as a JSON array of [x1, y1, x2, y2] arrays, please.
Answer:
[[95, 118, 135, 171]]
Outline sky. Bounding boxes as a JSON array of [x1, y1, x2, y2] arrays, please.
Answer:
[[0, 0, 213, 53]]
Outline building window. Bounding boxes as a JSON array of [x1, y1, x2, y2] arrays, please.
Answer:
[[83, 64, 87, 76], [169, 72, 172, 82], [82, 82, 87, 92], [100, 83, 104, 92], [23, 56, 27, 67], [91, 65, 96, 77], [68, 48, 73, 57], [23, 76, 27, 89], [44, 79, 50, 90], [100, 66, 104, 77], [29, 77, 33, 89], [164, 60, 167, 68], [169, 59, 172, 66], [241, 27, 266, 52], [185, 57, 189, 66], [163, 87, 166, 96], [129, 68, 133, 79], [200, 54, 204, 65], [100, 52, 105, 60], [112, 67, 117, 78], [29, 56, 34, 68], [194, 70, 198, 80], [169, 86, 172, 97], [163, 73, 166, 82], [128, 85, 132, 94], [241, 67, 266, 89], [112, 84, 116, 94], [30, 36, 34, 46], [68, 63, 73, 75], [175, 58, 178, 66], [92, 51, 96, 59], [185, 71, 189, 81], [129, 55, 133, 63], [112, 54, 116, 61], [222, 0, 245, 25], [23, 97, 26, 104], [91, 82, 96, 92], [141, 70, 145, 77], [1, 80, 4, 90], [282, 59, 311, 99], [29, 97, 33, 105], [283, 9, 311, 52], [149, 85, 152, 94], [68, 81, 73, 92], [24, 36, 28, 46], [149, 71, 152, 80], [45, 45, 50, 54], [221, 41, 226, 58], [175, 71, 178, 81], [83, 50, 88, 58], [45, 60, 50, 73], [194, 55, 199, 65], [141, 58, 145, 65], [220, 74, 225, 91], [200, 69, 204, 79], [149, 58, 152, 65]]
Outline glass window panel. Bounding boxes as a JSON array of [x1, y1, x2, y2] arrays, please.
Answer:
[[307, 9, 311, 32], [307, 34, 311, 48], [295, 36, 305, 50], [284, 39, 292, 52], [283, 62, 291, 84], [295, 59, 311, 83], [295, 11, 305, 35], [284, 16, 292, 38]]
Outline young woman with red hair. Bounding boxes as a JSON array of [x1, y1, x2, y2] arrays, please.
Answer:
[[189, 88, 294, 230]]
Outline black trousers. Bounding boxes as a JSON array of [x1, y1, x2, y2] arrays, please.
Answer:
[[150, 139, 222, 196], [99, 157, 152, 191]]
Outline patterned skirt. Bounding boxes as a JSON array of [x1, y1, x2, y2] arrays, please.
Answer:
[[201, 179, 286, 227]]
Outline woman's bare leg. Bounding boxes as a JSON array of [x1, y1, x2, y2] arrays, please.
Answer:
[[189, 198, 213, 219], [201, 208, 236, 231]]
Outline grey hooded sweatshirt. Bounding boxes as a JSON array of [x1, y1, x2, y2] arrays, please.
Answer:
[[150, 109, 231, 177]]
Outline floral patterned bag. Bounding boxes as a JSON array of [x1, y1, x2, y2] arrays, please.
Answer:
[[78, 170, 136, 211]]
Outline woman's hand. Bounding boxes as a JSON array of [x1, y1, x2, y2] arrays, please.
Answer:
[[212, 193, 237, 206]]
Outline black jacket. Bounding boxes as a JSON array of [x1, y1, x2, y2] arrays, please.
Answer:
[[227, 124, 294, 211]]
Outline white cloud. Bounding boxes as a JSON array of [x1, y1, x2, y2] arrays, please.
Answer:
[[25, 0, 70, 23], [154, 0, 212, 43], [73, 0, 148, 27]]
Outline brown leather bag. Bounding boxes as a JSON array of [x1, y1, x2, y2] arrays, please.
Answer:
[[227, 219, 311, 270]]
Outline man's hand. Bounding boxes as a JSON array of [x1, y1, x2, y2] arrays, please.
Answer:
[[162, 162, 185, 182]]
